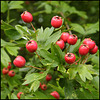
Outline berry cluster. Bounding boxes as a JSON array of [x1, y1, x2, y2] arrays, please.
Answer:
[[2, 62, 15, 77]]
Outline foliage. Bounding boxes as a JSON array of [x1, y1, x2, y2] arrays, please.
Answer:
[[1, 1, 99, 99]]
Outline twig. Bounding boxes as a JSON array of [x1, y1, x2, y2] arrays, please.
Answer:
[[35, 51, 41, 60], [82, 54, 90, 64], [30, 22, 36, 32], [60, 12, 72, 35], [26, 65, 46, 70], [65, 45, 70, 54]]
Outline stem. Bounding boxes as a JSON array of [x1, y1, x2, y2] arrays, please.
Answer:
[[25, 65, 46, 70], [60, 12, 72, 35], [30, 22, 36, 32], [71, 56, 82, 65], [35, 51, 41, 60], [65, 45, 70, 54], [82, 54, 90, 64]]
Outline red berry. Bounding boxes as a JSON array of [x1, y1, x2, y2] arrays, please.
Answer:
[[60, 32, 70, 43], [83, 38, 92, 44], [65, 53, 76, 64], [8, 70, 15, 77], [56, 39, 65, 50], [2, 67, 9, 75], [79, 44, 89, 55], [7, 62, 11, 69], [21, 11, 33, 23], [46, 74, 52, 81], [83, 39, 95, 50], [24, 80, 29, 86], [41, 84, 47, 90], [26, 40, 38, 53], [89, 45, 98, 54], [67, 34, 78, 45], [50, 91, 60, 99], [13, 56, 26, 68], [51, 16, 62, 28], [17, 92, 23, 99]]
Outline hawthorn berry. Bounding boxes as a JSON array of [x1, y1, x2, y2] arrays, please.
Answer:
[[21, 11, 33, 23], [17, 92, 23, 99], [50, 91, 60, 99], [8, 70, 15, 77], [26, 40, 38, 53], [79, 44, 89, 55], [56, 39, 65, 50], [41, 84, 47, 90], [51, 16, 62, 28], [89, 45, 98, 54], [83, 39, 95, 50], [13, 56, 26, 68], [65, 53, 76, 64], [7, 62, 11, 69], [67, 34, 78, 45], [60, 32, 70, 43], [83, 38, 92, 44], [2, 67, 9, 75], [46, 74, 52, 81]]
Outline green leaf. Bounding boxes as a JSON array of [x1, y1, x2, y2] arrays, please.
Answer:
[[44, 30, 61, 50], [1, 39, 16, 47], [22, 67, 50, 85], [8, 1, 24, 9], [85, 21, 99, 35], [78, 64, 93, 82], [69, 39, 81, 53], [1, 1, 8, 13], [1, 20, 14, 30], [5, 46, 19, 56], [64, 80, 76, 99], [29, 80, 40, 92], [33, 91, 48, 99], [1, 48, 11, 67], [71, 23, 85, 35], [4, 29, 22, 40], [67, 64, 93, 82], [15, 25, 29, 36], [11, 93, 18, 99], [91, 76, 99, 90]]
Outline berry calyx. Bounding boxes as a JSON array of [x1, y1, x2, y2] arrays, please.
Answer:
[[26, 40, 38, 53], [41, 84, 47, 90], [83, 39, 95, 50], [8, 70, 15, 77], [60, 32, 70, 43], [50, 91, 60, 99], [65, 53, 76, 64], [7, 62, 11, 69], [79, 44, 89, 55], [2, 67, 9, 75], [13, 56, 26, 68], [67, 34, 78, 45], [17, 92, 23, 99], [56, 39, 65, 50], [89, 45, 98, 54], [46, 74, 52, 81], [21, 11, 33, 23], [51, 16, 62, 28]]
